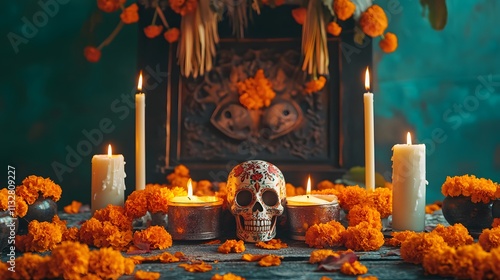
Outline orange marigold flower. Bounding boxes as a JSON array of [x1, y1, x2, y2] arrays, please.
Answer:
[[88, 247, 131, 279], [337, 185, 367, 212], [62, 227, 80, 242], [327, 22, 342, 36], [218, 239, 246, 254], [343, 222, 384, 251], [120, 3, 139, 24], [441, 174, 500, 203], [379, 32, 398, 53], [432, 223, 473, 248], [305, 220, 345, 248], [212, 272, 246, 280], [164, 28, 180, 43], [422, 243, 456, 278], [453, 243, 491, 279], [0, 188, 28, 217], [16, 218, 64, 252], [292, 7, 307, 25], [359, 5, 388, 37], [133, 226, 173, 250], [365, 187, 392, 218], [309, 249, 340, 263], [258, 255, 282, 267], [385, 230, 418, 247], [145, 184, 170, 213], [493, 218, 500, 228], [425, 202, 442, 214], [17, 175, 62, 204], [304, 76, 327, 94], [48, 241, 90, 279], [79, 218, 133, 250], [242, 254, 267, 262], [124, 190, 148, 219], [400, 233, 447, 264], [333, 0, 356, 21], [255, 239, 288, 250], [169, 0, 197, 16], [340, 260, 368, 275], [11, 253, 50, 280], [347, 205, 382, 230], [64, 200, 82, 214], [491, 247, 500, 276], [144, 25, 163, 39], [179, 261, 213, 272], [93, 204, 132, 231], [237, 69, 276, 110], [97, 0, 125, 13], [479, 226, 500, 252], [135, 270, 161, 279], [84, 46, 102, 63]]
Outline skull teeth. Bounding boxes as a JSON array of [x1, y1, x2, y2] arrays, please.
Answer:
[[244, 219, 271, 232]]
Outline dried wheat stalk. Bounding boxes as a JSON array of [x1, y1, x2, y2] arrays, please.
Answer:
[[301, 0, 329, 76]]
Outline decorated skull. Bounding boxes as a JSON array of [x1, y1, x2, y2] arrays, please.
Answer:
[[227, 160, 286, 242]]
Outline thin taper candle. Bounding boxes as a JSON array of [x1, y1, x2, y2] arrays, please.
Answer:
[[364, 67, 375, 191], [135, 72, 146, 190]]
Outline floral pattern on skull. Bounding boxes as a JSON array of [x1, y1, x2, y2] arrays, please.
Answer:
[[227, 160, 286, 242]]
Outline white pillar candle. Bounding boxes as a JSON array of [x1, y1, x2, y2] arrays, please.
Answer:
[[391, 132, 427, 232], [135, 72, 146, 191], [364, 67, 375, 191], [91, 145, 126, 213]]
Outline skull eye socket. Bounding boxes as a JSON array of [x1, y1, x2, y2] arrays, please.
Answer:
[[262, 190, 279, 206], [236, 190, 253, 207]]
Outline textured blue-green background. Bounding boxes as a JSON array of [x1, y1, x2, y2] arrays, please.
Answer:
[[1, 0, 499, 207]]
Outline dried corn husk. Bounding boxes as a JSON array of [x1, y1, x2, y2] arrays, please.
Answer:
[[178, 0, 219, 77], [301, 0, 329, 76]]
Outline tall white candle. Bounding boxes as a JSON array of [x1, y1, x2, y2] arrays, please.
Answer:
[[91, 145, 126, 213], [391, 132, 427, 232], [364, 67, 375, 191], [136, 72, 146, 190]]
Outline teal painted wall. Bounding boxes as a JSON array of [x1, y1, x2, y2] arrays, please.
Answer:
[[374, 0, 500, 203], [1, 0, 499, 207]]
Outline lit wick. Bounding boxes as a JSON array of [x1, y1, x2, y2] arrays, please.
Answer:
[[306, 175, 311, 199]]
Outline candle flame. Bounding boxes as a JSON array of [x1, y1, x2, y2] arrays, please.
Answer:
[[137, 71, 143, 91], [306, 175, 311, 195], [407, 132, 412, 145], [187, 178, 193, 198], [364, 67, 370, 91], [107, 144, 112, 157]]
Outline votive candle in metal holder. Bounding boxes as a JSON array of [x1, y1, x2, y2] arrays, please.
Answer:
[[167, 197, 223, 240], [286, 195, 340, 240]]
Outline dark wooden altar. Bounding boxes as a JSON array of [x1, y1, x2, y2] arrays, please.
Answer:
[[137, 4, 372, 186]]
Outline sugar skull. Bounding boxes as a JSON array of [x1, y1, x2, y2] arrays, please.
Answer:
[[227, 160, 286, 242]]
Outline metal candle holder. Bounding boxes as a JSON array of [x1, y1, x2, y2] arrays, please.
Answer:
[[286, 199, 340, 240], [167, 197, 223, 240]]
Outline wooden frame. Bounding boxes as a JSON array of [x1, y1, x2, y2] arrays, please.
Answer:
[[138, 6, 372, 185]]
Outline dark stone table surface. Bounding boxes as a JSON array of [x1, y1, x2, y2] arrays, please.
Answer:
[[7, 212, 453, 280]]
